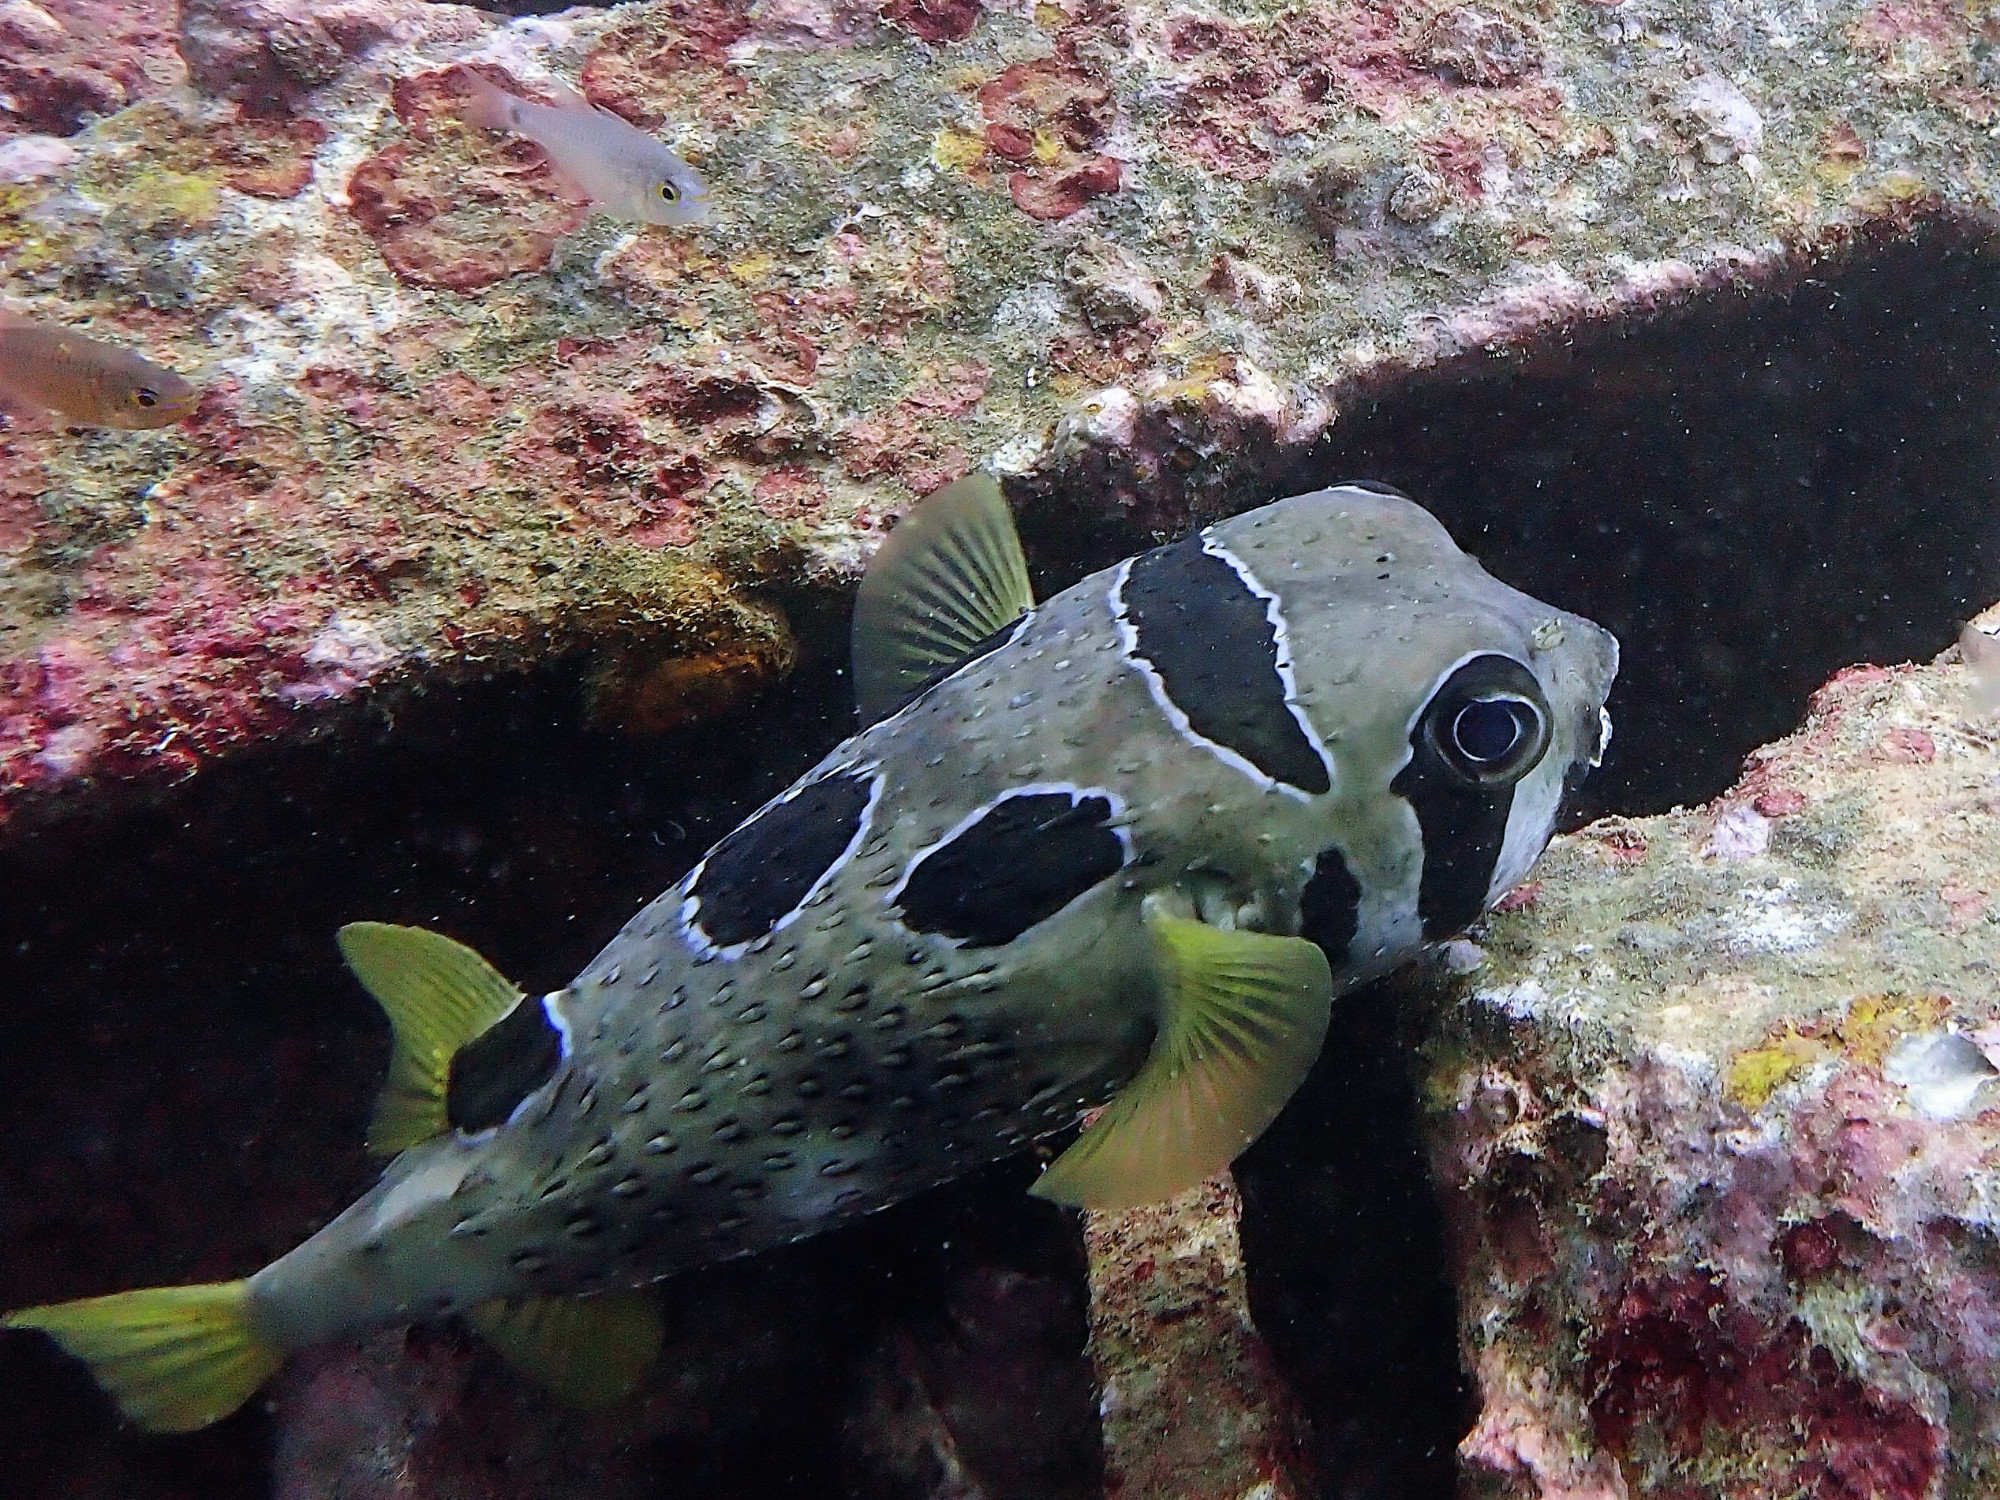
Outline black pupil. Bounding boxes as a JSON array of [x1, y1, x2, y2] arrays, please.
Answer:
[[1453, 699, 1523, 763], [135, 389, 158, 407], [660, 183, 676, 200]]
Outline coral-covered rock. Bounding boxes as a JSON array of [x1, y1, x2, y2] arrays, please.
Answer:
[[1084, 1179, 1316, 1498], [0, 0, 1996, 1002], [0, 0, 179, 137], [346, 67, 590, 291], [179, 0, 481, 116], [1428, 636, 2000, 1497]]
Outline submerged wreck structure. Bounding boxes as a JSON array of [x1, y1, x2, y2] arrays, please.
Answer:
[[5, 0, 2000, 1492]]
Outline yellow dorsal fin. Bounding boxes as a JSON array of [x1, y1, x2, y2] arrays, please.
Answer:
[[337, 922, 523, 1157], [1030, 914, 1334, 1212], [467, 1292, 664, 1408], [5, 1280, 284, 1433], [851, 473, 1036, 725]]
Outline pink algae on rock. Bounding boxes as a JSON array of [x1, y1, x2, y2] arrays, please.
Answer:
[[880, 0, 985, 45], [179, 0, 480, 117], [346, 67, 589, 292], [977, 58, 1122, 219], [0, 0, 178, 137]]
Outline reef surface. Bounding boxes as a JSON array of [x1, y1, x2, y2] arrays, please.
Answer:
[[0, 0, 1995, 831], [1429, 632, 2000, 1499]]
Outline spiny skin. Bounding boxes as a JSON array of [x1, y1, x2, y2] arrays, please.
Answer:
[[245, 486, 1617, 1350]]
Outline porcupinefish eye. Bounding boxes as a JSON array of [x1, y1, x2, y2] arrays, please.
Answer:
[[1419, 657, 1552, 789], [133, 388, 159, 408], [1449, 695, 1544, 775], [658, 181, 678, 203]]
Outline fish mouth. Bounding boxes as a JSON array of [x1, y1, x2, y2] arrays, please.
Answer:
[[144, 388, 202, 424]]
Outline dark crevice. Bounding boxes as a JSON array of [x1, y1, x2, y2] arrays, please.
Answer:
[[1301, 225, 2000, 821], [1236, 974, 1470, 1500]]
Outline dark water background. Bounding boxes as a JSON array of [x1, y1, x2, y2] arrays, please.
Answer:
[[5, 228, 2000, 1497]]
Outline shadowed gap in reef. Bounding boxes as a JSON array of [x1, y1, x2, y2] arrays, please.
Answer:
[[0, 657, 1098, 1500], [1302, 227, 2000, 822]]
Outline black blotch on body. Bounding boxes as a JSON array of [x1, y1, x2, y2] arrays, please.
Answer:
[[1121, 537, 1330, 794], [1300, 845, 1362, 963], [447, 995, 562, 1133], [898, 792, 1124, 947], [1392, 655, 1538, 938], [691, 771, 873, 947]]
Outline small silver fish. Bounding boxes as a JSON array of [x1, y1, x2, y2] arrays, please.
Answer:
[[462, 72, 711, 228], [5, 479, 1617, 1432], [0, 312, 199, 429]]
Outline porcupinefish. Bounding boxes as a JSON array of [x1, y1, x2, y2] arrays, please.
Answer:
[[6, 478, 1617, 1431], [461, 71, 710, 228], [0, 312, 199, 429]]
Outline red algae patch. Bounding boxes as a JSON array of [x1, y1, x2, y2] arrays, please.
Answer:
[[346, 67, 587, 292], [977, 58, 1121, 220], [0, 0, 179, 138], [211, 109, 327, 198], [581, 0, 755, 131], [881, 0, 985, 45]]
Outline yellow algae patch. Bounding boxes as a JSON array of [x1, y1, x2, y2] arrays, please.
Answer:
[[0, 182, 55, 266], [932, 126, 988, 174], [1727, 1026, 1827, 1110], [1839, 992, 1951, 1068], [1030, 129, 1065, 166], [728, 252, 775, 286], [1727, 994, 1954, 1109], [122, 168, 225, 232]]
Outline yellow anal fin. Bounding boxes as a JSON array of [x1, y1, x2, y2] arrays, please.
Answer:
[[5, 1280, 284, 1433], [851, 472, 1036, 725], [468, 1291, 664, 1408], [337, 922, 524, 1156], [1031, 914, 1334, 1212]]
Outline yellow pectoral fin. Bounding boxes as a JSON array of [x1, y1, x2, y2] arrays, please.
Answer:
[[468, 1291, 664, 1409], [5, 1280, 284, 1433], [1030, 915, 1334, 1212], [337, 922, 524, 1157]]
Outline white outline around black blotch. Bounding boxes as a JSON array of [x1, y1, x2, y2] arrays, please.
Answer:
[[1107, 532, 1338, 800], [676, 764, 887, 961], [885, 781, 1135, 948]]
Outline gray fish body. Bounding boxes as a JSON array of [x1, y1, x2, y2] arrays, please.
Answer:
[[249, 484, 1616, 1347]]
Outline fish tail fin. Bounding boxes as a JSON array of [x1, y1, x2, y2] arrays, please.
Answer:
[[6, 1280, 285, 1432], [459, 69, 520, 132]]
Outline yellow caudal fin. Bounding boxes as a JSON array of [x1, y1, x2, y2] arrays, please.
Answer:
[[467, 1291, 664, 1408], [5, 1280, 283, 1433], [337, 921, 523, 1156], [1030, 914, 1334, 1212]]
